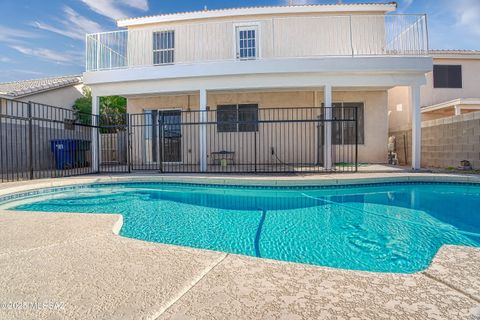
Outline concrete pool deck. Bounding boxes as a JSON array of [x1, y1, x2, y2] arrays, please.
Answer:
[[0, 172, 479, 319]]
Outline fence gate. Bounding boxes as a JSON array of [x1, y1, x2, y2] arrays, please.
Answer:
[[98, 113, 129, 173]]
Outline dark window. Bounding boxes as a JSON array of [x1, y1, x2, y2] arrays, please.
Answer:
[[433, 65, 462, 88], [217, 105, 237, 132], [238, 104, 258, 132], [217, 104, 259, 132], [332, 102, 364, 145], [153, 31, 175, 65]]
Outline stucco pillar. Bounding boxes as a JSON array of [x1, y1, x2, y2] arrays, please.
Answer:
[[199, 89, 208, 172], [454, 105, 461, 116], [410, 85, 421, 170], [324, 85, 332, 170], [91, 94, 100, 173]]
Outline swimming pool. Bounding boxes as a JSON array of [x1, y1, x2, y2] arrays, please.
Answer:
[[1, 181, 479, 273]]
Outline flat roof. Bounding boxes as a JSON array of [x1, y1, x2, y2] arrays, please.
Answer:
[[117, 3, 397, 27]]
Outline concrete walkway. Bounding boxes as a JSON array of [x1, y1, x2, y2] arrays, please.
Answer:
[[0, 210, 478, 320]]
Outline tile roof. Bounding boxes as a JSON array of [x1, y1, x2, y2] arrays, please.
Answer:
[[0, 75, 82, 98], [117, 2, 397, 26], [429, 49, 480, 56]]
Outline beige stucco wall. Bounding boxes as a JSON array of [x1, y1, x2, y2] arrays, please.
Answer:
[[388, 57, 480, 131], [127, 90, 388, 165], [126, 13, 386, 66], [421, 58, 480, 107], [388, 86, 411, 132], [15, 84, 84, 110]]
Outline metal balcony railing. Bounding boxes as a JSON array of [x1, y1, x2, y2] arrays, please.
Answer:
[[86, 14, 428, 72]]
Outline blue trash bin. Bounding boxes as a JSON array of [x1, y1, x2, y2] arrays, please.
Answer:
[[50, 139, 91, 170], [50, 139, 75, 170]]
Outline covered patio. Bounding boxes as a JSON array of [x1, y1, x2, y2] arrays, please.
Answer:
[[86, 63, 429, 174]]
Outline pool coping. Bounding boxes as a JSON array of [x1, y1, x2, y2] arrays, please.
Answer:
[[2, 174, 480, 210], [1, 172, 480, 199]]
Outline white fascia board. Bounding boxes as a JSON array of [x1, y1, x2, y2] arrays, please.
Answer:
[[87, 72, 427, 97], [84, 57, 432, 86], [117, 4, 396, 27], [422, 98, 480, 113]]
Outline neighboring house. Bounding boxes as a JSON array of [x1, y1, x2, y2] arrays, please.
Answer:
[[83, 3, 431, 171], [0, 75, 88, 176], [388, 50, 480, 169], [0, 75, 84, 109], [389, 50, 480, 131]]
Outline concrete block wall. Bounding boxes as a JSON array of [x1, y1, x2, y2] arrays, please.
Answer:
[[389, 111, 480, 169]]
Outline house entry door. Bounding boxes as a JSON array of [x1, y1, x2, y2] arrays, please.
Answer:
[[158, 110, 182, 163]]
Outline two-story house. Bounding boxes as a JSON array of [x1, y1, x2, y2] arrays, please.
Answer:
[[389, 49, 480, 131], [83, 2, 431, 173]]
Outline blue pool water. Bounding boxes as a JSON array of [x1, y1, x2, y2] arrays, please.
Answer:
[[1, 182, 479, 273]]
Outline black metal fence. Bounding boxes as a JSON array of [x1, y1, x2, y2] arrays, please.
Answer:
[[113, 106, 358, 174], [1, 98, 358, 182], [0, 98, 96, 182]]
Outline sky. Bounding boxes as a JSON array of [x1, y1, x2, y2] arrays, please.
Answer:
[[0, 0, 479, 82]]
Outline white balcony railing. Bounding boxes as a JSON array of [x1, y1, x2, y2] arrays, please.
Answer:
[[86, 14, 428, 72]]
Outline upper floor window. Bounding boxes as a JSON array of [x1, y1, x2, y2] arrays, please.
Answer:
[[236, 26, 258, 60], [433, 65, 462, 88], [153, 30, 175, 65], [217, 104, 259, 132]]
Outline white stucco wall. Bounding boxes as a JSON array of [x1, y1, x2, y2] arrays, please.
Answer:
[[126, 13, 386, 66]]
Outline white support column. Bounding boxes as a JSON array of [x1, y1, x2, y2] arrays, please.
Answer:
[[91, 94, 100, 172], [454, 105, 461, 116], [410, 85, 421, 170], [199, 89, 208, 172], [323, 85, 332, 170], [314, 91, 320, 165]]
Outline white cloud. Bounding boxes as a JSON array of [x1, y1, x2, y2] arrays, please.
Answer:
[[32, 6, 102, 40], [11, 69, 43, 75], [10, 45, 80, 64], [453, 0, 480, 36], [122, 0, 149, 11], [0, 25, 38, 43], [396, 0, 414, 14], [80, 0, 149, 20], [0, 56, 12, 63], [281, 0, 316, 5], [427, 0, 480, 49]]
